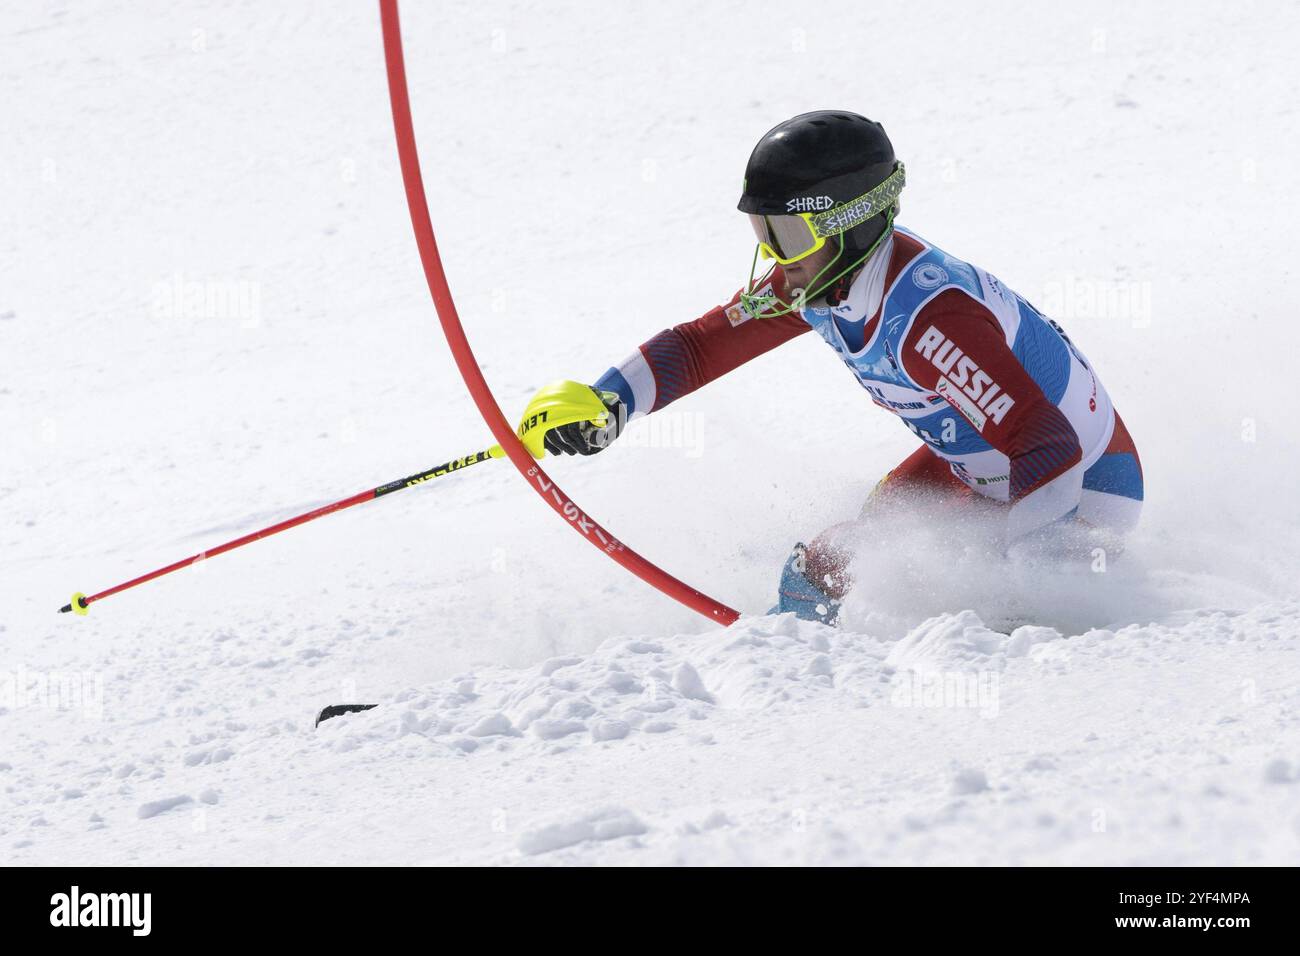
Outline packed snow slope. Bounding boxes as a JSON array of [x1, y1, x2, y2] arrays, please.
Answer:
[[2, 1, 1298, 865]]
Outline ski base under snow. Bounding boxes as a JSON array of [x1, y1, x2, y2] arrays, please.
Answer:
[[314, 703, 378, 727]]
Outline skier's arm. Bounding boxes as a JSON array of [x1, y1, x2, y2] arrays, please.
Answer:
[[900, 290, 1083, 539], [594, 272, 810, 420]]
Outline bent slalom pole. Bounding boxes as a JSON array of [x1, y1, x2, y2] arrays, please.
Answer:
[[60, 381, 610, 615], [378, 0, 739, 625]]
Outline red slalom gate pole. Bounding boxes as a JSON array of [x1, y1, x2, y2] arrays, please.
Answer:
[[376, 0, 739, 625]]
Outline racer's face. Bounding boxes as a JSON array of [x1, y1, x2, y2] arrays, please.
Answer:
[[780, 241, 840, 296]]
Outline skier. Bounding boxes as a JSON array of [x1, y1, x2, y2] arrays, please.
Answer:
[[543, 111, 1143, 623]]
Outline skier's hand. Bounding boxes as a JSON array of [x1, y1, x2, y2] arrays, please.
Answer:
[[543, 387, 626, 456]]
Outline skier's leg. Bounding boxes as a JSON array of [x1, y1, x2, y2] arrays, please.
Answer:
[[1075, 411, 1144, 542], [860, 443, 971, 512], [1016, 412, 1144, 560], [804, 445, 970, 596], [774, 446, 968, 621]]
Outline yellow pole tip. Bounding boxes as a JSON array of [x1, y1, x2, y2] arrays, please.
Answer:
[[71, 592, 89, 616]]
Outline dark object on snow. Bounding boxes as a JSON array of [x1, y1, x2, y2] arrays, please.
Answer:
[[315, 703, 378, 727]]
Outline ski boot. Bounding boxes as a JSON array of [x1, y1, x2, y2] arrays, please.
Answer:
[[769, 543, 841, 625]]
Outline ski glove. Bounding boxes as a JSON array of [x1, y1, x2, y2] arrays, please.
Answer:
[[543, 387, 626, 456]]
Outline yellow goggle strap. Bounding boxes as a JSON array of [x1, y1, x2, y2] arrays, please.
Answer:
[[809, 162, 906, 240], [753, 162, 906, 267]]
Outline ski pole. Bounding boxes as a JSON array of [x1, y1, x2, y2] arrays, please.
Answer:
[[60, 380, 614, 615], [59, 447, 500, 615]]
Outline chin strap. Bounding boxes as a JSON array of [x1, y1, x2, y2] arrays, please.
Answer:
[[740, 208, 897, 319], [822, 267, 859, 306]]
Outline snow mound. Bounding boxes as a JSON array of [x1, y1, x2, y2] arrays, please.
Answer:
[[518, 806, 647, 856], [317, 613, 888, 755], [884, 610, 1062, 674]]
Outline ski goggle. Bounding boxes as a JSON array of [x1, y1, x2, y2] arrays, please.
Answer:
[[747, 162, 905, 265]]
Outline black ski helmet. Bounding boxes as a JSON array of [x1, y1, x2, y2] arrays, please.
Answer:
[[738, 110, 900, 258]]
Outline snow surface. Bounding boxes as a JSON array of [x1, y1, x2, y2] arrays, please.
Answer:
[[2, 1, 1299, 865]]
